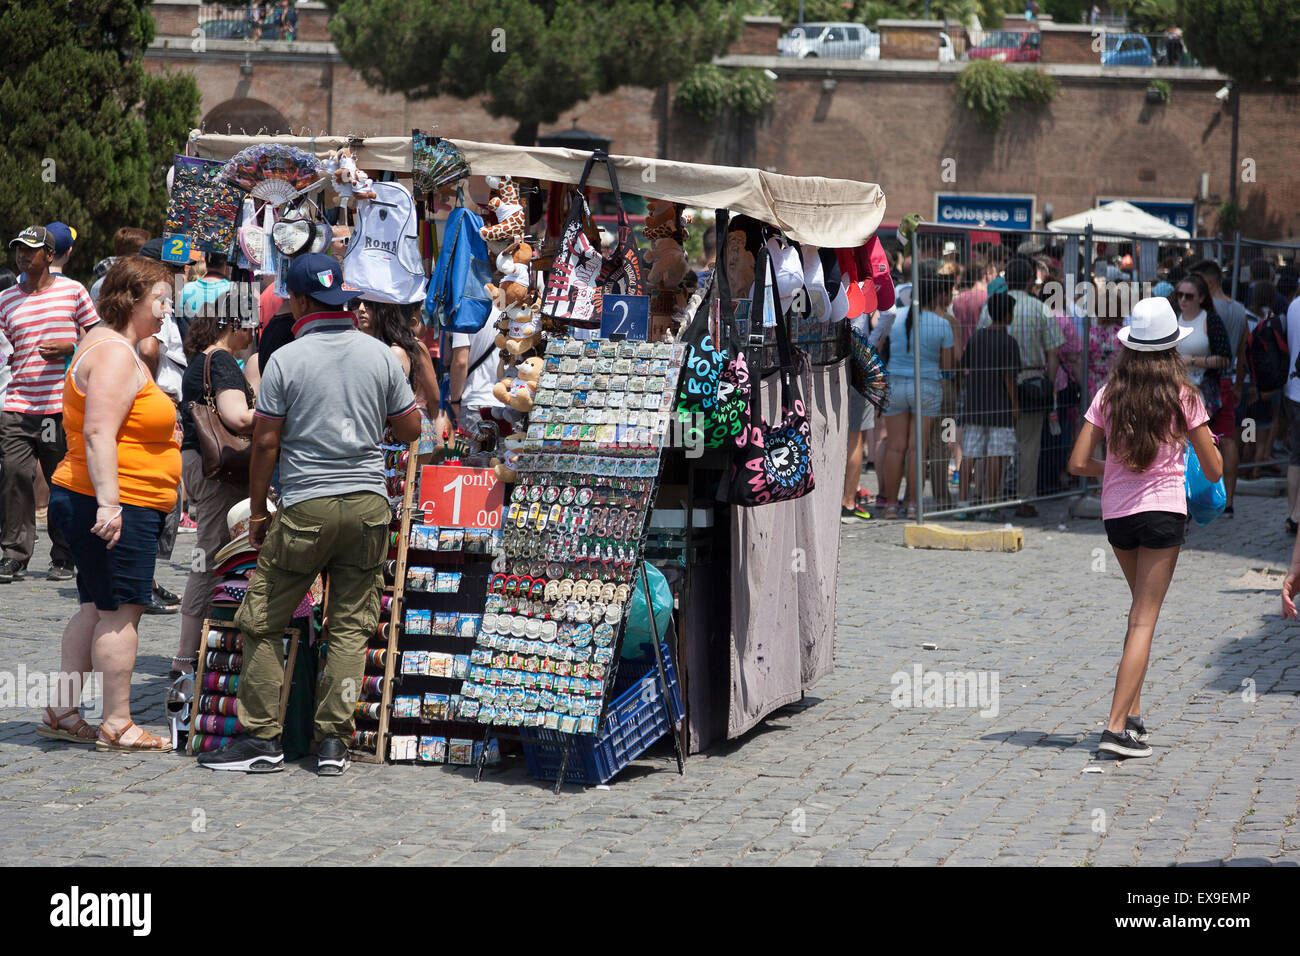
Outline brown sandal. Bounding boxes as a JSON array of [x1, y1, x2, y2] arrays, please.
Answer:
[[96, 720, 172, 753], [36, 707, 98, 744]]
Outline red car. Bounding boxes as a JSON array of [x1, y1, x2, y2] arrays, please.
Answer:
[[963, 30, 1041, 63]]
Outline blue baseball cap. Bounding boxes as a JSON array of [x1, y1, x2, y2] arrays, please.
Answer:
[[285, 253, 352, 306], [45, 222, 76, 256]]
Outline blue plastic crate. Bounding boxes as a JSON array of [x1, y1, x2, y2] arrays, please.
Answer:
[[522, 642, 682, 785]]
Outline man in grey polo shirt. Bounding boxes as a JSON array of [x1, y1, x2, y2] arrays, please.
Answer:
[[199, 254, 421, 776]]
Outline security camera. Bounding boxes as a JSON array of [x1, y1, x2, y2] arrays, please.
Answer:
[[1215, 84, 1231, 101], [763, 69, 778, 80]]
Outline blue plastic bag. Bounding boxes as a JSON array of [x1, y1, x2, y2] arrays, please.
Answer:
[[1184, 443, 1226, 526]]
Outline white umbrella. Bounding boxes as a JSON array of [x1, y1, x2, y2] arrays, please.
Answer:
[[1047, 201, 1190, 239]]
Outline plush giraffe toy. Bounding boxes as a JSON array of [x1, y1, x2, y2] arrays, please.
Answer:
[[480, 175, 526, 242]]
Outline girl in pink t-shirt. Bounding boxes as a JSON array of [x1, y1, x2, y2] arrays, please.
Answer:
[[1068, 296, 1222, 759]]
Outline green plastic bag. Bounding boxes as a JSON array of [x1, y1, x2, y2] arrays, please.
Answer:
[[622, 564, 674, 662]]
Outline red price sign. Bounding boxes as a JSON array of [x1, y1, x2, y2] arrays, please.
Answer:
[[418, 466, 503, 529]]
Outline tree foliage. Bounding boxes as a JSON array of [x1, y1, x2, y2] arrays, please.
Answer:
[[674, 65, 775, 119], [323, 0, 746, 145], [0, 0, 200, 275], [1180, 0, 1300, 87], [955, 60, 1058, 129]]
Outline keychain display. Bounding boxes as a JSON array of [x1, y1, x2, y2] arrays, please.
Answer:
[[458, 337, 683, 735]]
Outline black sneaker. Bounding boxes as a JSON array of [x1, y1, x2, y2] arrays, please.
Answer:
[[47, 561, 76, 581], [317, 737, 350, 776], [0, 558, 26, 583], [197, 735, 285, 773], [1098, 728, 1152, 758], [1125, 714, 1150, 743]]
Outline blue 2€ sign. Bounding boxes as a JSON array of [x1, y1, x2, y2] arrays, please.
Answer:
[[600, 294, 650, 341], [160, 234, 192, 264]]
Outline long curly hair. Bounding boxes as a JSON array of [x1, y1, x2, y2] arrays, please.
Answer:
[[1103, 346, 1194, 472]]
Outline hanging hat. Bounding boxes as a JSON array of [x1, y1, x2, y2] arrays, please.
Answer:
[[800, 244, 831, 321], [761, 237, 803, 313], [1118, 296, 1192, 352], [863, 235, 895, 312]]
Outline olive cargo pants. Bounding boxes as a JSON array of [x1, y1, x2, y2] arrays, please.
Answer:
[[234, 492, 390, 743]]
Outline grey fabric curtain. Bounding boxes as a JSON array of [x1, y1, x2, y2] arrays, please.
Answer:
[[728, 359, 847, 739]]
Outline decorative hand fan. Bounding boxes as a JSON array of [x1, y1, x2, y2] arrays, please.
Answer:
[[218, 144, 326, 205], [412, 134, 469, 197], [849, 328, 890, 411]]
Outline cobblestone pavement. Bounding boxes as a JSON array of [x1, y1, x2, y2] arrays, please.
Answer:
[[2, 485, 1298, 867]]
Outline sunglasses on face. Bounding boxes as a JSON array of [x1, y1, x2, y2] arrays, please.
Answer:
[[1176, 291, 1199, 300]]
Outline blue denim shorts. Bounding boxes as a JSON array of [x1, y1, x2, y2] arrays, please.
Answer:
[[884, 377, 943, 417], [49, 485, 165, 611]]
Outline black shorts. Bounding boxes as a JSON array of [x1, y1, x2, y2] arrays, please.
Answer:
[[49, 485, 165, 611], [1104, 510, 1187, 551]]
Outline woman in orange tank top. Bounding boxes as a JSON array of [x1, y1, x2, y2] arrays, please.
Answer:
[[41, 256, 182, 754]]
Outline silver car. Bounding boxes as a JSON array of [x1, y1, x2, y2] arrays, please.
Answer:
[[778, 21, 881, 61]]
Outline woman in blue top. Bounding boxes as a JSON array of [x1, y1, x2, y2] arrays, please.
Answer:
[[880, 260, 955, 518]]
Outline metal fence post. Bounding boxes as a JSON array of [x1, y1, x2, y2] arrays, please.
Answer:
[[1080, 224, 1094, 494], [912, 243, 923, 524], [1231, 230, 1242, 301]]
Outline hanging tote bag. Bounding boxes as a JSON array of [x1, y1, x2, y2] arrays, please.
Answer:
[[593, 153, 645, 310], [188, 350, 252, 483], [540, 151, 611, 330], [726, 246, 816, 507], [674, 211, 749, 448], [1185, 443, 1226, 526]]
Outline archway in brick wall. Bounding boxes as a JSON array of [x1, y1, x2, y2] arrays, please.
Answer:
[[202, 98, 291, 136]]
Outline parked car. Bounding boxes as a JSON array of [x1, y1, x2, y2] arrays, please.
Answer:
[[962, 30, 1041, 63], [777, 22, 880, 61], [938, 31, 955, 63], [1101, 33, 1156, 67]]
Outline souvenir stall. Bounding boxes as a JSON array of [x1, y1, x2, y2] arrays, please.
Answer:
[[183, 129, 889, 782]]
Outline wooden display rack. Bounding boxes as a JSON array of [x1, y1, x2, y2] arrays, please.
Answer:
[[347, 440, 420, 764], [187, 616, 302, 755]]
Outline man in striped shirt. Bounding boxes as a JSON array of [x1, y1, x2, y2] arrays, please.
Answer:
[[0, 226, 100, 583]]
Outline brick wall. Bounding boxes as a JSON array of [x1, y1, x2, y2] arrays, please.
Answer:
[[146, 18, 1300, 239], [732, 16, 783, 56], [669, 70, 1300, 239], [878, 21, 943, 61]]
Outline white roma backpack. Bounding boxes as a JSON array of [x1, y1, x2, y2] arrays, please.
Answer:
[[342, 180, 427, 304]]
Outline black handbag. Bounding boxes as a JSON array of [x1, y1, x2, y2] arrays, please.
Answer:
[[725, 245, 816, 507], [187, 350, 252, 483], [1016, 374, 1054, 414]]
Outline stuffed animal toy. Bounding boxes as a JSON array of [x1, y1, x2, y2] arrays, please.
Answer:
[[724, 230, 755, 293], [480, 176, 526, 242], [492, 355, 545, 413], [484, 237, 535, 317], [324, 147, 376, 203], [491, 437, 526, 483], [643, 199, 682, 243], [645, 237, 690, 291], [493, 301, 544, 358]]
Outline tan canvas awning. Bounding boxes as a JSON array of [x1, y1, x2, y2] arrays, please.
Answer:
[[188, 131, 886, 248]]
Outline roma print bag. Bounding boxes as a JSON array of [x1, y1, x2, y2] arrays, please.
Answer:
[[726, 245, 816, 507], [675, 210, 749, 448], [540, 151, 613, 330]]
